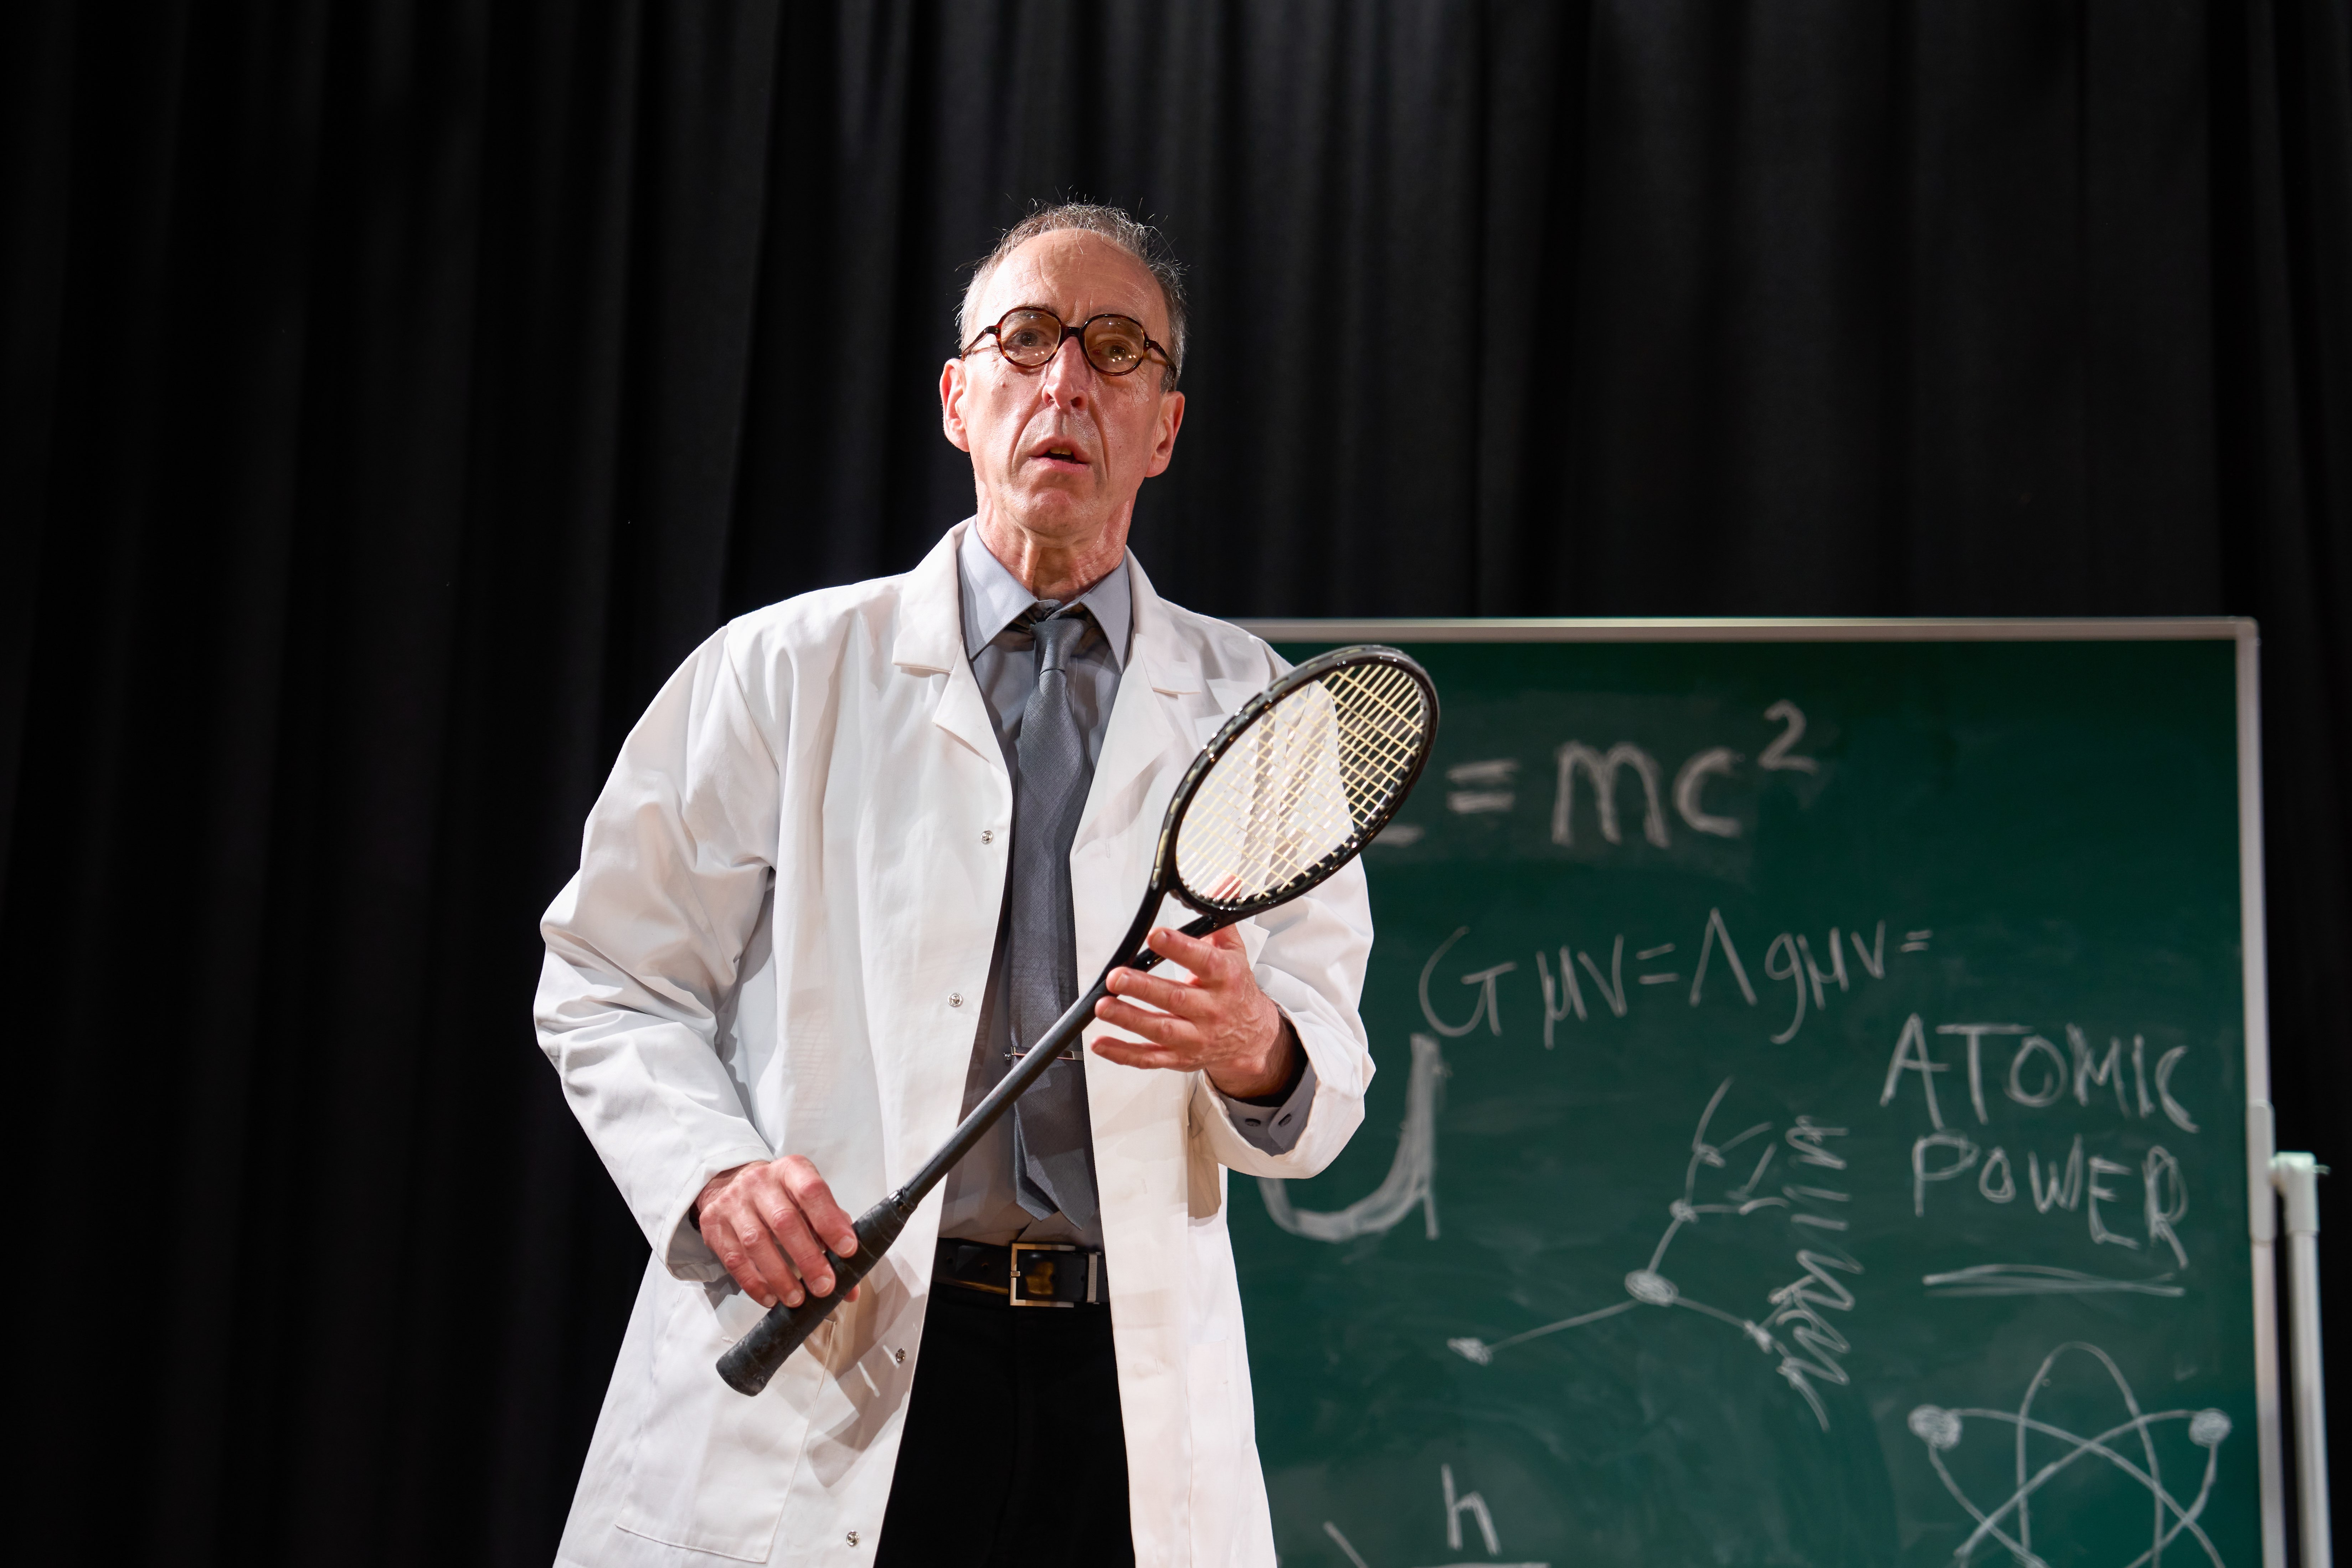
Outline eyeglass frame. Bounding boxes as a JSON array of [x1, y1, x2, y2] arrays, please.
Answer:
[[958, 305, 1178, 384]]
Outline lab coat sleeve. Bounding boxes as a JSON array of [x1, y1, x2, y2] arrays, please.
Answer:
[[1209, 1052, 1318, 1154], [535, 626, 784, 1281], [1190, 853, 1375, 1179]]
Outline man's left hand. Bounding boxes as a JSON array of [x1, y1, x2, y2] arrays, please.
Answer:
[[1093, 925, 1298, 1099]]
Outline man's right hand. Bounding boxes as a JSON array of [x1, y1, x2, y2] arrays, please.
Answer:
[[694, 1156, 862, 1309]]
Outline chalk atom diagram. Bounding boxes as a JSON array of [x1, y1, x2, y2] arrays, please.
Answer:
[[1446, 1078, 1862, 1428], [1908, 1341, 2233, 1567]]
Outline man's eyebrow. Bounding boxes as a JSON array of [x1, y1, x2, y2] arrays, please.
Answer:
[[1012, 303, 1146, 320]]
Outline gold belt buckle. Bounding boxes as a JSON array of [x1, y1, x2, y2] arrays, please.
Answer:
[[1009, 1241, 1097, 1307]]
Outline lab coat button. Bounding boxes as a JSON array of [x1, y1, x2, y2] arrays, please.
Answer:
[[846, 1530, 859, 1546], [981, 828, 995, 844], [949, 992, 964, 1008]]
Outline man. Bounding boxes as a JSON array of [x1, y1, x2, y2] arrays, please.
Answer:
[[535, 202, 1375, 1567]]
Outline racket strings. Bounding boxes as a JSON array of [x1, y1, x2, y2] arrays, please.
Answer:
[[1176, 659, 1430, 908]]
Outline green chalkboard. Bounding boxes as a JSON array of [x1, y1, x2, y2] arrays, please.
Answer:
[[1233, 624, 2276, 1568]]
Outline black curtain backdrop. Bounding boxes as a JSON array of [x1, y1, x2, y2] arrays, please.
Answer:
[[5, 1, 2348, 1561]]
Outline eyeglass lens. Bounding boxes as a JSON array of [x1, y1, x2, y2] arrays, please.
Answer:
[[991, 309, 1151, 376]]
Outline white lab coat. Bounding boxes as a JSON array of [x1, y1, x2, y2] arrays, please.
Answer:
[[535, 522, 1375, 1568]]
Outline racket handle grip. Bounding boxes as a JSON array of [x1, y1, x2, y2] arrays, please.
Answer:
[[715, 1194, 910, 1395]]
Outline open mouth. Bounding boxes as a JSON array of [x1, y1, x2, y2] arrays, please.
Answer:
[[1031, 441, 1089, 468]]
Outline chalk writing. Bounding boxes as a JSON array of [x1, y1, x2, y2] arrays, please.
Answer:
[[1317, 1470, 1549, 1568], [1423, 912, 1916, 1046], [1546, 700, 1823, 850], [1879, 1013, 2200, 1268]]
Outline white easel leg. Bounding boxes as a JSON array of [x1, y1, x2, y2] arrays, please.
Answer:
[[2275, 1151, 2331, 1568]]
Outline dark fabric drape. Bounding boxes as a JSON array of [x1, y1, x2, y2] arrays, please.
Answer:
[[5, 1, 2347, 1561]]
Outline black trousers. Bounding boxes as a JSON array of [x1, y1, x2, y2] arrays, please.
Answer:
[[873, 1280, 1135, 1565]]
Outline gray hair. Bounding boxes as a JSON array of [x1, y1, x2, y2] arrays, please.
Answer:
[[956, 201, 1188, 389]]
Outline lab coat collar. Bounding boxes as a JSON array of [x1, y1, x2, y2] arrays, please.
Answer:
[[1123, 547, 1203, 699], [894, 520, 1202, 694], [1080, 539, 1204, 853], [895, 521, 1209, 825], [893, 524, 998, 764]]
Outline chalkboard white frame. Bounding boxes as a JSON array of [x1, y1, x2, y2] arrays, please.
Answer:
[[1236, 616, 2287, 1567]]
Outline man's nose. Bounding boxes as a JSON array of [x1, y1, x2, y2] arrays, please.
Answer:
[[1038, 333, 1092, 403]]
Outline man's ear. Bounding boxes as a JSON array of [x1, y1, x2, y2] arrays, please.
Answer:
[[940, 359, 972, 452], [1144, 390, 1186, 478]]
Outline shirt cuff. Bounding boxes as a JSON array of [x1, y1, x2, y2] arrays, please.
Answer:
[[1213, 1024, 1317, 1156]]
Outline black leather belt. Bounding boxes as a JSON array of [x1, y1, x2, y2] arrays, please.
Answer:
[[934, 1238, 1108, 1307]]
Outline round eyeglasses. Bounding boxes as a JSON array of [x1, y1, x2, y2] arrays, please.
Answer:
[[961, 307, 1174, 381]]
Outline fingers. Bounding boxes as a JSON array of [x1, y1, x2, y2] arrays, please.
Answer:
[[1098, 926, 1276, 1076], [1089, 1033, 1197, 1072], [1103, 964, 1212, 1019], [705, 1187, 799, 1308], [778, 1156, 860, 1258], [698, 1168, 766, 1304], [699, 1157, 861, 1307], [1106, 925, 1246, 1018], [706, 1227, 771, 1306], [734, 1215, 804, 1308], [1094, 993, 1199, 1052], [747, 1169, 838, 1300], [1142, 923, 1246, 977]]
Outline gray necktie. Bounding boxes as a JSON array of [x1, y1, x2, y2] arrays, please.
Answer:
[[1008, 607, 1099, 1225]]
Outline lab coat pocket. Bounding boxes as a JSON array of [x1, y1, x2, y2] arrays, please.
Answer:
[[612, 1281, 822, 1563]]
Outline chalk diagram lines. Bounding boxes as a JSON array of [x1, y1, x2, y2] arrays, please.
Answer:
[[1447, 1078, 1861, 1428], [1908, 1342, 2232, 1568], [1261, 1033, 1446, 1243]]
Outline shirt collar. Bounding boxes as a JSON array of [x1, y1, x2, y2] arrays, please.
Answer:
[[957, 519, 1131, 669]]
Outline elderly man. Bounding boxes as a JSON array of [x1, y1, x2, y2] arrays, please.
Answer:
[[535, 202, 1375, 1567]]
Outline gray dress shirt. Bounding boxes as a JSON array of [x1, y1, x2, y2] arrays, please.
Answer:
[[936, 523, 1318, 1248]]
